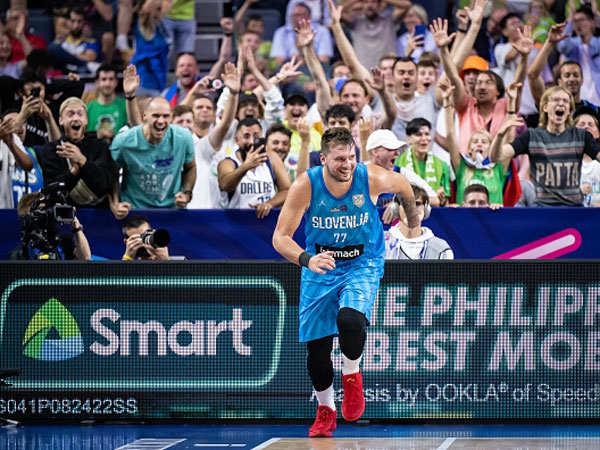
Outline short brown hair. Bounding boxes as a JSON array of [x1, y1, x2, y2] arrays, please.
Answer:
[[172, 104, 193, 119], [321, 127, 355, 156]]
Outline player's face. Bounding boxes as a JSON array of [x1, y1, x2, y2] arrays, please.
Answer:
[[173, 112, 194, 132], [322, 144, 356, 183]]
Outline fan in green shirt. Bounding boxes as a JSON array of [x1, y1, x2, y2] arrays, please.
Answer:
[[86, 64, 128, 141], [442, 79, 521, 206], [393, 118, 451, 205]]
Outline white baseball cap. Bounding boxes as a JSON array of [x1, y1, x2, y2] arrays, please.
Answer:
[[366, 129, 407, 151]]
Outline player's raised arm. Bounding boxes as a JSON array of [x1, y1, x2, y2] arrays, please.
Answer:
[[272, 174, 335, 274], [367, 164, 419, 231]]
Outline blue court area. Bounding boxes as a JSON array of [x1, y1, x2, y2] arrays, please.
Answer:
[[3, 423, 600, 449]]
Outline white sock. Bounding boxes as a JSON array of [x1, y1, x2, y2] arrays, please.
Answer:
[[314, 385, 336, 410], [342, 354, 362, 375], [116, 34, 130, 51]]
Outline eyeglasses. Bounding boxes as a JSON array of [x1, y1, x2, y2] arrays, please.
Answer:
[[415, 200, 426, 207]]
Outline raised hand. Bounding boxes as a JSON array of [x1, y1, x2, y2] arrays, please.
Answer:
[[327, 0, 343, 25], [358, 117, 373, 150], [429, 18, 455, 49], [511, 25, 534, 55], [242, 144, 268, 171], [455, 8, 468, 30], [220, 17, 233, 35], [465, 0, 487, 24], [294, 18, 316, 49], [505, 81, 522, 102], [189, 76, 214, 97], [297, 117, 311, 143], [20, 95, 42, 119], [277, 55, 302, 83], [438, 78, 455, 105], [111, 201, 131, 220], [123, 64, 140, 96], [498, 116, 525, 136], [0, 117, 15, 144], [547, 22, 569, 45], [405, 30, 424, 57], [222, 61, 240, 93], [365, 67, 385, 92]]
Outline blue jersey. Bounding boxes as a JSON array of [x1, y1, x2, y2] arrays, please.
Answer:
[[304, 163, 384, 277]]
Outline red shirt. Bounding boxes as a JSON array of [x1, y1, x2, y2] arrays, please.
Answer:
[[10, 33, 47, 63]]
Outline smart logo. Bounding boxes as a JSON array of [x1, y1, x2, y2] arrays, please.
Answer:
[[23, 298, 84, 361]]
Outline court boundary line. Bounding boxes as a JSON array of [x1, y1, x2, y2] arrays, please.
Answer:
[[252, 438, 281, 449]]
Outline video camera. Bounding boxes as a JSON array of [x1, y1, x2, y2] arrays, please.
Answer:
[[20, 182, 75, 260]]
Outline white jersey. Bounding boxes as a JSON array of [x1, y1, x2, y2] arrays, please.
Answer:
[[223, 151, 276, 209], [188, 133, 224, 209], [0, 135, 25, 208]]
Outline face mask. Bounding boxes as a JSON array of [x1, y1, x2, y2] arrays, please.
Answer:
[[334, 77, 348, 93]]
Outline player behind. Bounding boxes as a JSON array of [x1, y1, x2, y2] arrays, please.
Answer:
[[272, 127, 419, 437]]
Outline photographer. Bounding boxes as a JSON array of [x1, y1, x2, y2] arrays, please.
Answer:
[[10, 186, 91, 260], [217, 117, 290, 218], [121, 215, 170, 261]]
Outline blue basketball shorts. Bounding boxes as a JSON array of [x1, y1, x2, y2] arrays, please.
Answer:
[[298, 263, 384, 342]]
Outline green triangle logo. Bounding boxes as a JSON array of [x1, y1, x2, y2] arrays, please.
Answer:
[[23, 298, 84, 361]]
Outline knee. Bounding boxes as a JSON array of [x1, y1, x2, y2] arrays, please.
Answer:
[[337, 307, 367, 334]]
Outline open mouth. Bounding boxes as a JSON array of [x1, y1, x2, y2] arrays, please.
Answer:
[[402, 82, 411, 89], [291, 112, 302, 119], [555, 110, 565, 118], [71, 124, 82, 132], [154, 124, 167, 134], [422, 82, 431, 89]]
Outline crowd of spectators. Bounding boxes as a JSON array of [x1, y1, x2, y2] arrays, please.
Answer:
[[2, 0, 600, 259]]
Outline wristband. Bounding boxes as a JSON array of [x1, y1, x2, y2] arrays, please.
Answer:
[[125, 95, 136, 100], [458, 27, 468, 33], [298, 251, 312, 268], [71, 226, 83, 234], [507, 110, 515, 114], [122, 254, 133, 260], [183, 190, 193, 200]]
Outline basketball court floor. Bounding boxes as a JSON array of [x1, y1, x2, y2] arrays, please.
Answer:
[[2, 423, 600, 449]]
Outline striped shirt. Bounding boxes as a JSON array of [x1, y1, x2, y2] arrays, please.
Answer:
[[512, 127, 600, 206]]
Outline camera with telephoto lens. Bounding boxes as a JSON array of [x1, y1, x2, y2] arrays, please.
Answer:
[[136, 229, 171, 258], [20, 182, 75, 260]]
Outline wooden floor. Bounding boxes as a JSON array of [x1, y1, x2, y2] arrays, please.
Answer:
[[3, 424, 600, 450]]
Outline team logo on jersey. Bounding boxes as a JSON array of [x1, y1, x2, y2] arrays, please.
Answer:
[[352, 194, 365, 208]]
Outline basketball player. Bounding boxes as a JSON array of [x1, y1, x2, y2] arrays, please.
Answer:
[[272, 127, 419, 437]]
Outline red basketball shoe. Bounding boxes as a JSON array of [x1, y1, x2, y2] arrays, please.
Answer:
[[308, 405, 337, 437], [341, 371, 365, 421]]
